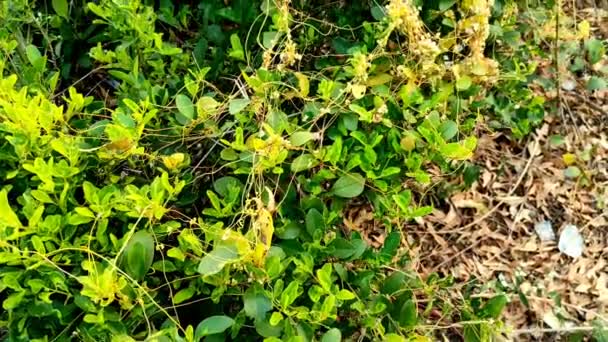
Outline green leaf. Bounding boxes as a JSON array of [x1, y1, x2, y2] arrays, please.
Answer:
[[305, 208, 325, 237], [220, 148, 239, 161], [592, 320, 608, 342], [176, 94, 195, 121], [336, 289, 355, 300], [379, 231, 401, 261], [275, 221, 301, 240], [328, 238, 356, 259], [195, 315, 235, 339], [439, 142, 474, 160], [213, 176, 243, 197], [3, 292, 25, 310], [439, 0, 457, 10], [321, 328, 342, 342], [229, 98, 251, 114], [316, 263, 333, 292], [290, 131, 315, 146], [564, 166, 581, 179], [320, 294, 336, 316], [173, 287, 196, 304], [381, 272, 406, 295], [254, 317, 283, 338], [349, 104, 372, 123], [410, 206, 433, 218], [122, 231, 155, 280], [280, 281, 301, 307], [392, 190, 412, 212], [196, 96, 220, 119], [587, 76, 606, 91], [440, 120, 458, 141], [384, 334, 406, 342], [0, 189, 21, 228], [481, 294, 507, 319], [455, 75, 472, 90], [308, 285, 324, 302], [370, 4, 386, 20], [586, 38, 605, 65], [332, 173, 365, 198], [167, 247, 186, 262], [291, 154, 319, 173], [52, 0, 69, 18], [25, 45, 44, 71], [228, 33, 245, 61], [549, 134, 565, 147], [398, 299, 417, 328], [243, 289, 272, 321], [198, 244, 239, 276], [269, 311, 283, 326], [263, 31, 280, 49]]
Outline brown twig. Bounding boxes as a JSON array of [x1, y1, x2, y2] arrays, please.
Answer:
[[566, 90, 608, 117]]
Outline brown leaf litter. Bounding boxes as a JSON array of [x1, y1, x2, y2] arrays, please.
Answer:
[[410, 70, 608, 341]]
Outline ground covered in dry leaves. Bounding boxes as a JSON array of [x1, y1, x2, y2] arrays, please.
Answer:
[[408, 6, 608, 340]]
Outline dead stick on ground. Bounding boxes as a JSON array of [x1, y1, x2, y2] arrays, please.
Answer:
[[566, 90, 608, 117], [512, 326, 595, 335]]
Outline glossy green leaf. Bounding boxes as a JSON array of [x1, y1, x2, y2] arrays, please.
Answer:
[[279, 281, 301, 307], [439, 0, 457, 10], [440, 120, 458, 141], [122, 231, 155, 280], [173, 287, 196, 304], [228, 33, 245, 61], [269, 311, 283, 326], [175, 94, 195, 120], [587, 76, 606, 91], [290, 131, 315, 146], [175, 94, 194, 125], [328, 238, 356, 259], [456, 76, 472, 90], [291, 154, 319, 173], [52, 0, 69, 18], [229, 98, 251, 114], [0, 189, 21, 228], [586, 38, 605, 65], [243, 289, 272, 321], [564, 166, 581, 179], [305, 208, 324, 236], [213, 176, 243, 197], [321, 328, 342, 342], [439, 142, 474, 160], [197, 244, 239, 276], [332, 173, 365, 198], [393, 190, 411, 212], [381, 272, 406, 295], [336, 289, 355, 300], [195, 315, 234, 339], [3, 292, 25, 310], [384, 334, 406, 342], [398, 299, 417, 328], [316, 263, 333, 292], [481, 294, 507, 319]]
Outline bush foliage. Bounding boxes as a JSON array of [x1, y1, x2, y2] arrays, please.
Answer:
[[1, 0, 594, 341]]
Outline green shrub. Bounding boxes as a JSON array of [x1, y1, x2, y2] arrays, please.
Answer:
[[0, 0, 552, 341]]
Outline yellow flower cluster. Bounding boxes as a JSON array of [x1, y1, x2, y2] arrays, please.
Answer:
[[386, 0, 441, 59], [460, 0, 494, 58], [279, 38, 302, 68], [456, 0, 499, 81]]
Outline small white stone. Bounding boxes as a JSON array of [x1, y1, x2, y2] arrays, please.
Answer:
[[561, 79, 577, 91], [534, 220, 555, 241], [558, 224, 584, 258]]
